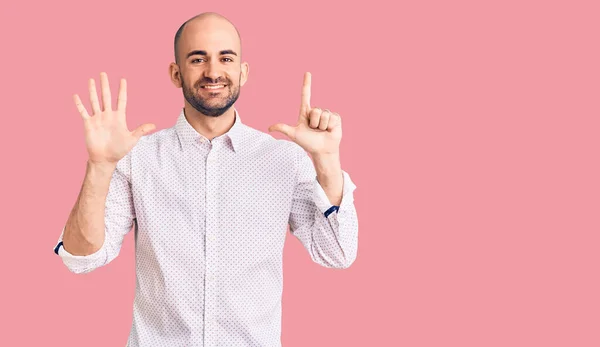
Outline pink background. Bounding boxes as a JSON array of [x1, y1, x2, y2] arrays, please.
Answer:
[[1, 0, 599, 346]]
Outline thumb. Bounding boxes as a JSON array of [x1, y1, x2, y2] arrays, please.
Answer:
[[132, 123, 156, 139], [268, 123, 295, 139]]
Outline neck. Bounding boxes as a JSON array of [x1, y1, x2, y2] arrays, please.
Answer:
[[183, 103, 236, 141]]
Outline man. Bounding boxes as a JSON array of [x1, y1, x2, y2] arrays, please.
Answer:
[[54, 12, 358, 347]]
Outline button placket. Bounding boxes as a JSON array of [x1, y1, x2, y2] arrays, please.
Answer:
[[204, 141, 220, 346]]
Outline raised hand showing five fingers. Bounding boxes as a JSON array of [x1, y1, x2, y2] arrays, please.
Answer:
[[74, 72, 156, 165], [268, 72, 342, 155]]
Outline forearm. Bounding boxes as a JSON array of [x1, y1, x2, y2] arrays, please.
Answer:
[[311, 152, 343, 206], [62, 160, 116, 256], [290, 149, 359, 269]]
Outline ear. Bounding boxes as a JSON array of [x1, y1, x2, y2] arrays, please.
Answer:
[[240, 61, 249, 87], [169, 62, 182, 88]]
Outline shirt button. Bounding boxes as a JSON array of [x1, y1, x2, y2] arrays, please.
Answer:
[[207, 274, 215, 281], [207, 234, 215, 242]]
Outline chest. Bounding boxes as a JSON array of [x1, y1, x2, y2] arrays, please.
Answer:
[[130, 148, 297, 238]]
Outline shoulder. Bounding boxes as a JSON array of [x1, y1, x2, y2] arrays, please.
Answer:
[[134, 127, 175, 150], [243, 124, 303, 157], [114, 128, 176, 176]]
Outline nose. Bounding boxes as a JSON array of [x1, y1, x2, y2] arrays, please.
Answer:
[[203, 61, 223, 81]]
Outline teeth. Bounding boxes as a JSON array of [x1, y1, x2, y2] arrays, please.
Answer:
[[203, 85, 225, 89]]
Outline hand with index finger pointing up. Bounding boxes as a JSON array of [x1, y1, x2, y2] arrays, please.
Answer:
[[268, 72, 342, 155]]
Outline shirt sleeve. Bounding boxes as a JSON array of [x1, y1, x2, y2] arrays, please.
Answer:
[[288, 145, 359, 269], [53, 152, 136, 274]]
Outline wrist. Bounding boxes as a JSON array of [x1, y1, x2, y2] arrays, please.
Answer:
[[311, 151, 340, 163], [311, 152, 342, 185], [87, 159, 117, 174]]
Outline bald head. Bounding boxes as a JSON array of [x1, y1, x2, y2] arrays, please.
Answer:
[[173, 12, 242, 64]]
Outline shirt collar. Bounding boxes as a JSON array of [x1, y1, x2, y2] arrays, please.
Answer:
[[175, 108, 246, 153]]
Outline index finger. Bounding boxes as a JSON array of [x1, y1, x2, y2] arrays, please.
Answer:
[[301, 72, 311, 112]]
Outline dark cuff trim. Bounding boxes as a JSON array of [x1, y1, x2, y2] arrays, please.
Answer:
[[54, 241, 63, 255], [324, 205, 340, 218]]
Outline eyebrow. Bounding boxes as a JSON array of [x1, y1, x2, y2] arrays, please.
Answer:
[[186, 50, 238, 58]]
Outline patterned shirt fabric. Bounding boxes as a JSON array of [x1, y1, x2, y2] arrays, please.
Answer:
[[53, 108, 359, 347]]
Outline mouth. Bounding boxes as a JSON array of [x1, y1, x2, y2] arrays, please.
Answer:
[[200, 84, 227, 90]]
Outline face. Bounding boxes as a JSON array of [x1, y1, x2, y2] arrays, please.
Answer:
[[181, 62, 240, 117], [171, 18, 249, 117]]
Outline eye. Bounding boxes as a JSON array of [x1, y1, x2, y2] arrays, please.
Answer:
[[222, 57, 234, 62], [191, 58, 205, 63]]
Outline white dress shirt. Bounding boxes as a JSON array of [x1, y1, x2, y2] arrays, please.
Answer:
[[53, 108, 359, 347]]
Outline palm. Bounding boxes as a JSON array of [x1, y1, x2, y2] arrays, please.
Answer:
[[84, 109, 139, 164], [290, 115, 342, 155]]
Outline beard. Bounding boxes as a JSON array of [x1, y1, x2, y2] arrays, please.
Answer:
[[182, 75, 241, 117]]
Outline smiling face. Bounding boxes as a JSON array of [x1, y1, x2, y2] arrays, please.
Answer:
[[170, 14, 249, 117]]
